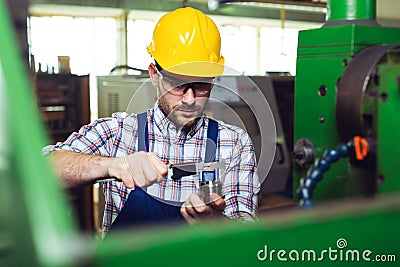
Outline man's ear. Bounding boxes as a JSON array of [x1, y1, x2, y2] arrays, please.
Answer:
[[148, 63, 158, 87]]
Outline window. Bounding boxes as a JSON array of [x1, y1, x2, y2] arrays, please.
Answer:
[[29, 10, 320, 119], [260, 27, 299, 75], [29, 16, 118, 119], [219, 25, 259, 75], [127, 19, 156, 71], [29, 16, 118, 75]]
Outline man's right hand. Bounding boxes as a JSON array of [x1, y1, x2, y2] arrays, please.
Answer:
[[108, 151, 168, 189]]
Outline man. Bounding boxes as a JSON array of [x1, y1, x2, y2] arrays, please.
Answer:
[[44, 7, 260, 235]]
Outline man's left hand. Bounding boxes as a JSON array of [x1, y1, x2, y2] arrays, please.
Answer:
[[180, 193, 226, 224]]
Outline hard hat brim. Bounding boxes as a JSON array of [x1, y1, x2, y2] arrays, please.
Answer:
[[161, 61, 225, 78]]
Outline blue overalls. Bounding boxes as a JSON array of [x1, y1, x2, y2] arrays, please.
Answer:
[[110, 112, 219, 230]]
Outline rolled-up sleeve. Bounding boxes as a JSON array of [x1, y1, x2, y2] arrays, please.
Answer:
[[42, 115, 122, 157], [221, 127, 260, 221]]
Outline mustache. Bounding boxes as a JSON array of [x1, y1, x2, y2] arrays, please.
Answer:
[[173, 103, 199, 111]]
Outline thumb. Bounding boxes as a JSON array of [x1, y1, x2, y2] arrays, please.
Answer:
[[147, 152, 168, 177]]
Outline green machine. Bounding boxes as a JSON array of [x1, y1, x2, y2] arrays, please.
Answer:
[[1, 0, 400, 266], [293, 0, 400, 204]]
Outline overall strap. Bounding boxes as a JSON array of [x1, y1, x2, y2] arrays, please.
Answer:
[[136, 111, 149, 152], [205, 118, 219, 163]]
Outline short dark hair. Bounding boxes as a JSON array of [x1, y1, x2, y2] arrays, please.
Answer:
[[154, 60, 163, 72]]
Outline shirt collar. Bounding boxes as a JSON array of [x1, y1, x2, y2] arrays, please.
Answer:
[[152, 102, 172, 132]]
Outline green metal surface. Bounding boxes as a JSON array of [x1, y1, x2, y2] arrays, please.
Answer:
[[377, 64, 400, 193], [0, 1, 87, 266], [326, 0, 376, 21], [96, 195, 400, 266]]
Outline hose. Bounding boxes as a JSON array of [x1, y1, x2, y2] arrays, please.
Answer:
[[296, 136, 370, 208]]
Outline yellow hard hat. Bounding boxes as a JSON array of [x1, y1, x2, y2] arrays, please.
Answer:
[[147, 7, 225, 77]]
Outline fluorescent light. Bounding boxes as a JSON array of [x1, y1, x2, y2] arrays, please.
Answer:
[[208, 0, 326, 13]]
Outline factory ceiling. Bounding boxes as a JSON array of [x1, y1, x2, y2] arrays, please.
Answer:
[[29, 0, 400, 26]]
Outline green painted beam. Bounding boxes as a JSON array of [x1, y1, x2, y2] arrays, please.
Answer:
[[0, 1, 88, 266], [327, 0, 376, 21]]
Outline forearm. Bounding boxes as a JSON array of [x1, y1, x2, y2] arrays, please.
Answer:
[[48, 150, 114, 188]]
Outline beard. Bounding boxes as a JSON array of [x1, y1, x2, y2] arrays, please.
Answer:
[[158, 94, 206, 129]]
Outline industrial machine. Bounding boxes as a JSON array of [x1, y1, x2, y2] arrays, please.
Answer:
[[208, 75, 292, 197], [97, 74, 156, 118], [293, 0, 400, 205], [1, 0, 400, 266]]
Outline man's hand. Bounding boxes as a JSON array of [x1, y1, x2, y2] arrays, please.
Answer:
[[180, 193, 226, 224], [108, 151, 168, 189]]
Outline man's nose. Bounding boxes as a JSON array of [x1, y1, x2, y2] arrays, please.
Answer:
[[182, 87, 195, 105]]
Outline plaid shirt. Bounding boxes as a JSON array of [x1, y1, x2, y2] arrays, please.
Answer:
[[44, 103, 260, 234]]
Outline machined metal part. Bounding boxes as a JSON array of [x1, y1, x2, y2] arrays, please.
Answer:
[[293, 138, 316, 169], [170, 161, 225, 203], [336, 44, 400, 142], [200, 180, 223, 204]]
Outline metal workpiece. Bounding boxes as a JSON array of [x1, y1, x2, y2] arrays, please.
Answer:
[[199, 180, 223, 204], [171, 161, 226, 202], [198, 161, 225, 202]]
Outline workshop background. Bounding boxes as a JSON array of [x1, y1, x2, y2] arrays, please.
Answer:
[[1, 0, 400, 266]]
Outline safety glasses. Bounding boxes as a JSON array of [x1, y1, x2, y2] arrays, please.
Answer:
[[156, 68, 214, 97]]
